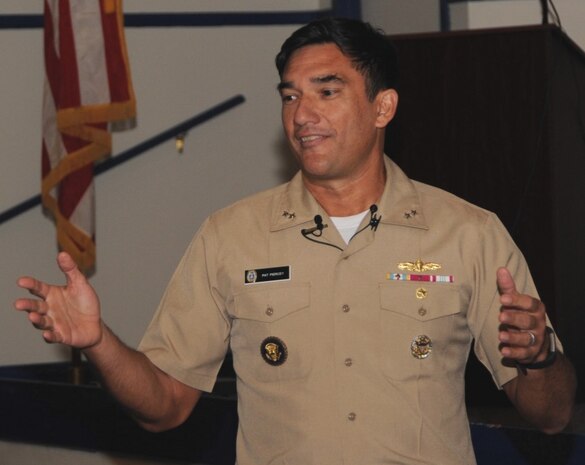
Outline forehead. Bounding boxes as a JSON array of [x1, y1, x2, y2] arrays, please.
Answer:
[[281, 43, 361, 83]]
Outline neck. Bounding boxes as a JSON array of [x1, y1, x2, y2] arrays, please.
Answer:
[[303, 156, 386, 217]]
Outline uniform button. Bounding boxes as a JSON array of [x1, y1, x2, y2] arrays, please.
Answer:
[[342, 304, 350, 313], [265, 306, 274, 316], [418, 307, 427, 317], [347, 412, 356, 421], [344, 358, 353, 367]]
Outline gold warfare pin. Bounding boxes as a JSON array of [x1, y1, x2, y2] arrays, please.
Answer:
[[398, 259, 441, 273], [261, 336, 288, 366]]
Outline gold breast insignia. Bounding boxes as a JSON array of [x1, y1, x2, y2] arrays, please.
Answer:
[[398, 259, 441, 273], [411, 335, 433, 359], [261, 336, 288, 366]]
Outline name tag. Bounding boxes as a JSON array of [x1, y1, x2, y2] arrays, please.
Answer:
[[245, 266, 291, 284]]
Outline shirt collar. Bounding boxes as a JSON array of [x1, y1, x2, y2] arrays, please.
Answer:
[[377, 156, 428, 231], [270, 156, 428, 232]]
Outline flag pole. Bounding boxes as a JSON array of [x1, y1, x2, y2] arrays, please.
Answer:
[[70, 348, 84, 384]]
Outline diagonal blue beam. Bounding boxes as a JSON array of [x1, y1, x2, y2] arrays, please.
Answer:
[[0, 94, 245, 226]]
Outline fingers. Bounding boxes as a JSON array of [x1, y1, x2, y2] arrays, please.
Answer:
[[28, 310, 52, 329], [16, 275, 51, 300], [16, 252, 82, 296], [26, 307, 61, 344], [57, 251, 83, 286], [500, 303, 543, 329], [17, 301, 65, 345], [498, 300, 544, 361], [498, 267, 543, 315], [14, 265, 61, 342], [497, 267, 517, 297], [497, 267, 548, 363], [14, 297, 49, 315], [14, 252, 99, 348], [15, 274, 53, 317], [499, 326, 547, 363], [500, 326, 539, 348]]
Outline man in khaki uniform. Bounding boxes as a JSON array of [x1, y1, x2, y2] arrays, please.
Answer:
[[15, 18, 576, 465]]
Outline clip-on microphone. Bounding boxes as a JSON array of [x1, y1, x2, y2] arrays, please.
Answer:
[[301, 215, 327, 237], [369, 205, 381, 231]]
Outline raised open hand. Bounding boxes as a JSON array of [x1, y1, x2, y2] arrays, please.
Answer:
[[14, 252, 103, 349]]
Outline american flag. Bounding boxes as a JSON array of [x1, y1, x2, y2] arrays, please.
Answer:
[[41, 0, 136, 273]]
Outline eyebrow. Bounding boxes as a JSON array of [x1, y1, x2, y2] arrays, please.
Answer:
[[277, 73, 346, 92], [311, 73, 345, 85]]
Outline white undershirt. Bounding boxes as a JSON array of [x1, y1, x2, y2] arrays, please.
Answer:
[[330, 210, 369, 244]]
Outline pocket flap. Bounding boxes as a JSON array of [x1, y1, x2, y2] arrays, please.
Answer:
[[233, 284, 310, 323], [379, 282, 462, 321]]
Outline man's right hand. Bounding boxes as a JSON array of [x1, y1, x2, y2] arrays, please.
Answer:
[[14, 251, 102, 350]]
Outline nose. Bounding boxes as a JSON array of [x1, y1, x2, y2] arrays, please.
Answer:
[[293, 96, 319, 127]]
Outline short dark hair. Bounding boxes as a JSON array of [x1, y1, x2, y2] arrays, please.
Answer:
[[275, 17, 398, 101]]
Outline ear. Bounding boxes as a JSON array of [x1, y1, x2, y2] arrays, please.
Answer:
[[375, 89, 398, 128]]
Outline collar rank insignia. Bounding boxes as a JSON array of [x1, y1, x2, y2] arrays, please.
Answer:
[[398, 259, 441, 273], [261, 336, 288, 366]]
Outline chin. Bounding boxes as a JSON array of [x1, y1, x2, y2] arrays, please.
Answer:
[[297, 153, 331, 172]]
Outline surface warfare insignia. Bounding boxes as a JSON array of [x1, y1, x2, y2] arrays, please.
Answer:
[[261, 337, 288, 366], [411, 335, 432, 359], [398, 259, 441, 273]]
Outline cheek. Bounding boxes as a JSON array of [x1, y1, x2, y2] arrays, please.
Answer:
[[352, 108, 377, 135], [281, 110, 295, 137]]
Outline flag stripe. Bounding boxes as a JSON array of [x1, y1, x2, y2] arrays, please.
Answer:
[[55, 0, 82, 110], [42, 79, 64, 172], [70, 1, 110, 106], [101, 5, 133, 104], [58, 159, 93, 219], [42, 0, 136, 273], [43, 1, 60, 104]]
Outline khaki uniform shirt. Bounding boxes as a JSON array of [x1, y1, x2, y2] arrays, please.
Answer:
[[139, 157, 551, 465]]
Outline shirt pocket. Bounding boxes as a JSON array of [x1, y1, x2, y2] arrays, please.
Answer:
[[379, 282, 463, 381], [230, 283, 312, 383]]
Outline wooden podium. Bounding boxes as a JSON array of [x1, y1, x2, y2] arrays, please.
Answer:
[[385, 25, 585, 401]]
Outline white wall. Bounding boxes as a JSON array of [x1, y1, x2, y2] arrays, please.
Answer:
[[450, 0, 542, 30], [360, 0, 585, 52], [449, 0, 585, 51], [361, 0, 441, 33]]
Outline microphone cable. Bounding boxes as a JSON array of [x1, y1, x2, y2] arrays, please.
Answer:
[[300, 205, 381, 250], [349, 204, 382, 241], [301, 215, 343, 251]]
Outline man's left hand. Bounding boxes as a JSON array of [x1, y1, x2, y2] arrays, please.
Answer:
[[497, 267, 549, 364]]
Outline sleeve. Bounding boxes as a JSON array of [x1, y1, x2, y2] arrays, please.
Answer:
[[138, 217, 231, 392], [466, 213, 562, 389]]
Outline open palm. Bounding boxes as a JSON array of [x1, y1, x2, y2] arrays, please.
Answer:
[[15, 252, 102, 349]]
